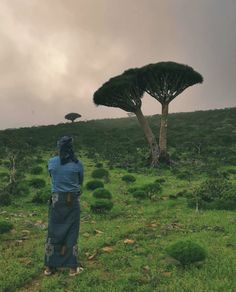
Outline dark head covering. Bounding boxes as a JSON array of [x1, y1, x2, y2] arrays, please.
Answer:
[[57, 136, 78, 165]]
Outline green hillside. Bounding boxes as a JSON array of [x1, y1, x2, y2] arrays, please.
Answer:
[[0, 107, 236, 291]]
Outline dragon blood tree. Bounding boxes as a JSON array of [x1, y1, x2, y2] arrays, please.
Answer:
[[93, 73, 159, 167], [65, 112, 81, 123], [139, 61, 203, 163]]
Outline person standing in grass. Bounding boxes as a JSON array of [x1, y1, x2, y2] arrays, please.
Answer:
[[44, 136, 84, 277]]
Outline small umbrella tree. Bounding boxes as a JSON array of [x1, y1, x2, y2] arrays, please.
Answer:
[[65, 112, 81, 123], [139, 61, 203, 162], [93, 73, 159, 166]]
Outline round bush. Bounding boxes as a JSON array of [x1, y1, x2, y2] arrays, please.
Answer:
[[91, 168, 109, 180], [32, 191, 50, 204], [176, 171, 191, 180], [93, 188, 112, 200], [122, 175, 136, 183], [29, 178, 46, 189], [0, 192, 12, 206], [0, 172, 9, 178], [17, 181, 30, 196], [141, 182, 162, 195], [95, 162, 103, 168], [166, 240, 207, 266], [155, 178, 166, 184], [30, 166, 43, 175], [127, 187, 140, 194], [132, 190, 148, 200], [3, 181, 30, 197], [90, 199, 113, 213], [0, 221, 14, 234], [86, 180, 104, 190]]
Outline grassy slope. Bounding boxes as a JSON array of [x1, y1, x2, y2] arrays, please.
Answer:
[[0, 107, 236, 291], [0, 154, 236, 291]]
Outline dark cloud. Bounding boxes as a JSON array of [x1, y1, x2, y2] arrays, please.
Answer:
[[0, 0, 235, 129]]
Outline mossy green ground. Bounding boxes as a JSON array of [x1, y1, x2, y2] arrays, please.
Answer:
[[0, 155, 236, 292]]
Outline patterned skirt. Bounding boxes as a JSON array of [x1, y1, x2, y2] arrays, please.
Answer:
[[44, 192, 80, 268]]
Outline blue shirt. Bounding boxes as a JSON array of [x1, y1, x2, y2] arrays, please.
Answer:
[[48, 156, 84, 193]]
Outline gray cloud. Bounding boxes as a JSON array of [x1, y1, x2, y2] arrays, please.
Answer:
[[0, 0, 235, 129]]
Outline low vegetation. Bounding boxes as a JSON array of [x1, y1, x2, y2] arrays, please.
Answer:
[[0, 107, 235, 291]]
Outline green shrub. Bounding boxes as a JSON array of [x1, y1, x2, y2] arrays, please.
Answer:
[[30, 166, 43, 175], [166, 240, 207, 266], [141, 182, 162, 195], [32, 191, 50, 204], [3, 181, 29, 197], [91, 168, 109, 180], [0, 172, 9, 178], [127, 187, 140, 194], [93, 188, 112, 199], [132, 190, 148, 200], [188, 178, 236, 210], [90, 199, 113, 213], [176, 190, 188, 197], [86, 180, 104, 190], [169, 194, 178, 200], [0, 172, 9, 183], [227, 169, 236, 175], [176, 171, 191, 180], [155, 178, 166, 184], [122, 174, 136, 183], [29, 178, 46, 189], [0, 191, 12, 206], [0, 221, 14, 234], [95, 162, 103, 168]]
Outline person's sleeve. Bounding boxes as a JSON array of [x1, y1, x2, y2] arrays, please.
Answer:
[[78, 162, 84, 186]]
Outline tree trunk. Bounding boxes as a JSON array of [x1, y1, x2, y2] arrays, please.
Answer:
[[135, 108, 159, 167], [9, 155, 16, 184], [159, 103, 170, 163]]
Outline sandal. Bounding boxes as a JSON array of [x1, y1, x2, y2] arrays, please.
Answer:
[[69, 267, 84, 277], [44, 266, 53, 276]]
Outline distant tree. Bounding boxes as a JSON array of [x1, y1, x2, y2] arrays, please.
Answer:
[[65, 112, 81, 123], [139, 61, 203, 163], [93, 73, 159, 167]]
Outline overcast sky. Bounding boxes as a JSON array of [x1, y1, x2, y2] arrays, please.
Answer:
[[0, 0, 235, 129]]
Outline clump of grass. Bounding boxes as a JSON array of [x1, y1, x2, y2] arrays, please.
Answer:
[[0, 191, 12, 206], [32, 189, 50, 204], [29, 178, 46, 189], [91, 168, 109, 181], [132, 190, 148, 200], [30, 166, 43, 175], [93, 188, 112, 200], [95, 162, 103, 168], [90, 199, 113, 213], [155, 178, 166, 184], [122, 175, 136, 183], [86, 180, 104, 190], [3, 181, 30, 197], [0, 221, 14, 234], [166, 240, 207, 267]]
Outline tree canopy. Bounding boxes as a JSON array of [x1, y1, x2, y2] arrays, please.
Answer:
[[93, 73, 143, 113], [65, 112, 81, 122], [138, 61, 203, 104]]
